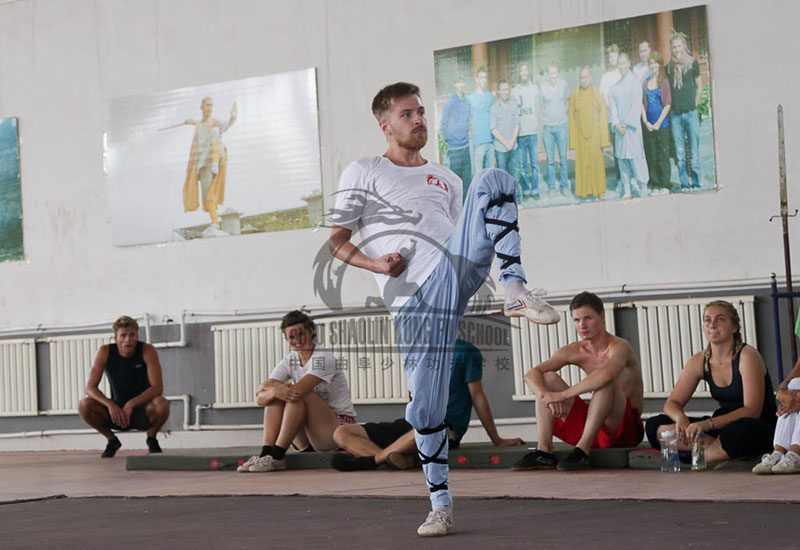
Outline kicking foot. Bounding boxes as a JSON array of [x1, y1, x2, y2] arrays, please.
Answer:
[[504, 290, 560, 325], [386, 452, 419, 470], [101, 437, 122, 458], [248, 455, 286, 472], [557, 447, 591, 471], [512, 449, 557, 471], [146, 436, 162, 454], [331, 453, 377, 472], [417, 508, 453, 537]]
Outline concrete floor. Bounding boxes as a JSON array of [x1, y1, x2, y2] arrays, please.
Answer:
[[2, 450, 798, 548], [3, 496, 799, 549], [2, 450, 796, 504]]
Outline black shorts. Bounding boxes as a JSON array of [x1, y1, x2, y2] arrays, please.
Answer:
[[363, 418, 413, 449], [109, 405, 150, 431]]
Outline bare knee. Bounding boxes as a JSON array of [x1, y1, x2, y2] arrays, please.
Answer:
[[148, 396, 170, 420], [333, 423, 362, 447], [333, 425, 350, 447], [542, 371, 569, 392], [78, 397, 101, 418]]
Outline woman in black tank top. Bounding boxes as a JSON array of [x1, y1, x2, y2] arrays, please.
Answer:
[[645, 300, 776, 461]]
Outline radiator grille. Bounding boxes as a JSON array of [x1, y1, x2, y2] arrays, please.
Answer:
[[636, 296, 757, 398], [212, 314, 407, 407], [45, 333, 112, 413], [0, 338, 38, 416]]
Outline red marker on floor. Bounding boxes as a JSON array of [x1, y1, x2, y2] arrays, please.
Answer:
[[457, 455, 467, 465], [210, 459, 219, 470], [490, 455, 501, 465]]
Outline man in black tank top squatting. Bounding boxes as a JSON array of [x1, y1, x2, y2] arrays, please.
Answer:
[[78, 315, 170, 457]]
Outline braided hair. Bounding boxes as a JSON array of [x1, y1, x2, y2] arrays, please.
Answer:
[[702, 300, 744, 372]]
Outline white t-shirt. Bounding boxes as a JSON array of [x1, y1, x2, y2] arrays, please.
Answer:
[[599, 69, 622, 122], [269, 347, 356, 418], [332, 156, 462, 313]]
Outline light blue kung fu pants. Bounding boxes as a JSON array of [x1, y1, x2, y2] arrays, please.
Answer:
[[394, 168, 527, 508]]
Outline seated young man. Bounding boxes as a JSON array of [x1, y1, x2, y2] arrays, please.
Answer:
[[514, 292, 644, 471], [331, 339, 524, 471], [78, 315, 170, 458]]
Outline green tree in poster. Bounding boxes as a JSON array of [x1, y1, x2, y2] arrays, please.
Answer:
[[0, 117, 23, 262]]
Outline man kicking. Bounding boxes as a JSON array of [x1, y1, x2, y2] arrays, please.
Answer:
[[328, 82, 558, 536], [514, 292, 643, 471], [78, 315, 170, 457]]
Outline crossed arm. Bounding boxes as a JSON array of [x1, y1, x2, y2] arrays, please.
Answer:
[[256, 374, 324, 406], [776, 358, 800, 416], [524, 342, 630, 417]]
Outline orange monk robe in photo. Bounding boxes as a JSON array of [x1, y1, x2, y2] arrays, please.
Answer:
[[183, 125, 228, 217], [568, 86, 611, 198]]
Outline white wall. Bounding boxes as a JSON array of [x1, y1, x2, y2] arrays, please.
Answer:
[[0, 0, 797, 328]]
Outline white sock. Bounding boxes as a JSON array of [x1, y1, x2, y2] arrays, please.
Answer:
[[771, 450, 785, 462], [432, 505, 452, 514], [785, 451, 800, 465], [502, 279, 527, 301]]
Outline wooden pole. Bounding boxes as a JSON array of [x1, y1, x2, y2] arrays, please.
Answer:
[[778, 105, 798, 363]]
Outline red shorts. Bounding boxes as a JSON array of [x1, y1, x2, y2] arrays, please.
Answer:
[[553, 396, 644, 449]]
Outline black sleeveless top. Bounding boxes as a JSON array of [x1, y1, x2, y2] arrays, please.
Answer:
[[703, 344, 777, 423], [105, 342, 151, 406]]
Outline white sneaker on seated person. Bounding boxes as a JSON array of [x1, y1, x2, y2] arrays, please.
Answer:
[[237, 455, 260, 473], [248, 455, 286, 472], [772, 451, 800, 475], [752, 451, 782, 474]]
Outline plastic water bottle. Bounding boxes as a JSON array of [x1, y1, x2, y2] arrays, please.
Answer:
[[691, 438, 707, 471], [659, 430, 680, 472]]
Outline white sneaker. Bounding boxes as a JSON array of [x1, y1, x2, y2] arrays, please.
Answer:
[[237, 455, 260, 473], [504, 290, 560, 325], [248, 455, 286, 472], [752, 453, 781, 475], [772, 453, 800, 474], [417, 508, 453, 537]]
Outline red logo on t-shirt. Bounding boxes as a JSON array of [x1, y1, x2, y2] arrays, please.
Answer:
[[426, 174, 449, 192]]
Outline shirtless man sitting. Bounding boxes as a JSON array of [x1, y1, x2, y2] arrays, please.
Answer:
[[514, 291, 644, 471]]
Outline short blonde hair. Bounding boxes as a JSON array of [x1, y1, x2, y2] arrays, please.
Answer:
[[112, 315, 139, 334]]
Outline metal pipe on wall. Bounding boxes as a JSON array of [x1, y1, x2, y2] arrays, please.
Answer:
[[0, 394, 191, 439], [0, 312, 187, 349]]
